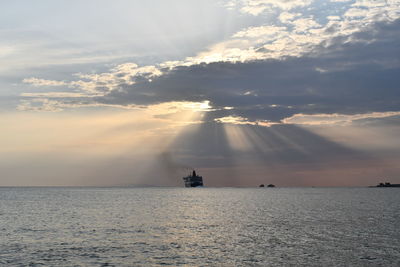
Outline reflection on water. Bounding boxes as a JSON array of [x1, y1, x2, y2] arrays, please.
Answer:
[[0, 187, 399, 266]]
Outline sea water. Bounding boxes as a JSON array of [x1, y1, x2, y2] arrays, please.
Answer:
[[0, 187, 399, 266]]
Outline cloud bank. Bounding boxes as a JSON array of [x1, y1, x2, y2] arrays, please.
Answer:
[[20, 0, 400, 126]]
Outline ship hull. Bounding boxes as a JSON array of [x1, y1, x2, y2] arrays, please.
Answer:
[[183, 176, 203, 187], [183, 170, 204, 187]]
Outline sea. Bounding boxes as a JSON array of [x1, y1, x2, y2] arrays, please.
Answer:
[[0, 187, 399, 266]]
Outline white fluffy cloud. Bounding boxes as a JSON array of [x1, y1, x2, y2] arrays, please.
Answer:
[[23, 78, 68, 87], [228, 0, 314, 15]]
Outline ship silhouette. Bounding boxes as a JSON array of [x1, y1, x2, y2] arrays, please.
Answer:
[[183, 170, 203, 187]]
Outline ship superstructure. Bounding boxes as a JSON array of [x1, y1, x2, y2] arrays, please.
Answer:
[[183, 170, 203, 187]]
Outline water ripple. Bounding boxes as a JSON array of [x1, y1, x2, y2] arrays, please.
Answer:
[[0, 187, 399, 266]]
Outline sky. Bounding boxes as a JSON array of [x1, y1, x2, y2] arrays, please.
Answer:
[[1, 0, 400, 186]]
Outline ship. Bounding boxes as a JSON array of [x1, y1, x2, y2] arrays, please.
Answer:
[[183, 170, 204, 187]]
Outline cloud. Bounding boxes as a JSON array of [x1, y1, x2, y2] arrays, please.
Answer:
[[18, 1, 400, 128], [291, 17, 321, 33], [233, 25, 287, 38], [23, 77, 68, 87], [16, 98, 140, 112], [92, 19, 399, 119], [159, 0, 399, 63], [279, 12, 301, 23], [20, 92, 90, 98], [214, 115, 277, 126], [19, 18, 400, 126], [21, 62, 164, 100], [282, 112, 400, 125], [228, 0, 314, 15]]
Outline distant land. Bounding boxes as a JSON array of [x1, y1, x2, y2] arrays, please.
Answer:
[[369, 182, 400, 188]]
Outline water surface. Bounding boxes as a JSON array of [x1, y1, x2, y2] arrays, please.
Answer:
[[0, 187, 399, 266]]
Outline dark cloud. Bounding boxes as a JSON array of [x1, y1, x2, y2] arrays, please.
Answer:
[[98, 19, 400, 122]]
